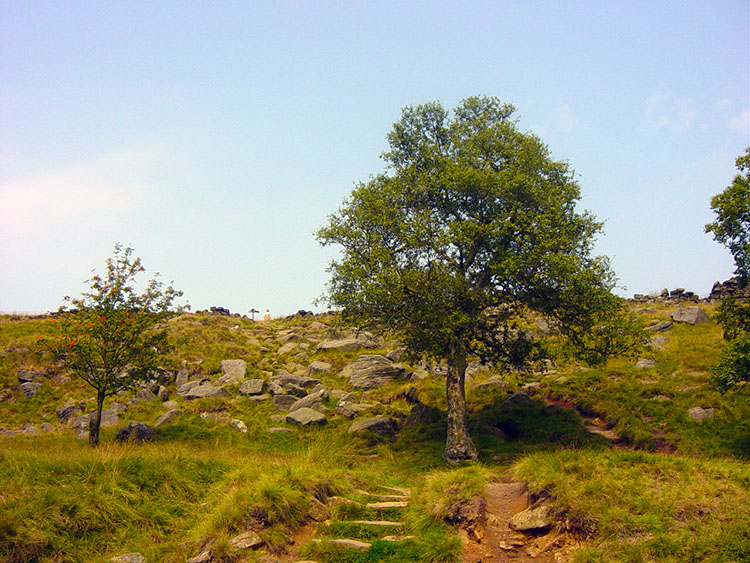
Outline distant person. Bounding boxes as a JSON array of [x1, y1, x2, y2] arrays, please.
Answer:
[[263, 309, 271, 321]]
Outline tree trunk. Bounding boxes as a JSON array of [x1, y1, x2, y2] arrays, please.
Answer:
[[443, 348, 478, 464], [89, 392, 104, 447]]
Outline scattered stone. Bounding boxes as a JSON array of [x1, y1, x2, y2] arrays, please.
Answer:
[[176, 380, 203, 396], [0, 429, 19, 437], [308, 497, 331, 521], [688, 406, 715, 422], [156, 385, 169, 401], [40, 423, 56, 432], [247, 393, 271, 402], [635, 359, 657, 369], [229, 530, 263, 550], [115, 422, 156, 443], [286, 407, 327, 427], [671, 306, 709, 325], [272, 394, 298, 411], [154, 409, 182, 427], [175, 368, 189, 386], [324, 539, 371, 550], [474, 375, 508, 391], [219, 359, 247, 383], [342, 355, 411, 389], [509, 504, 553, 532], [133, 388, 157, 402], [335, 401, 374, 419], [348, 416, 397, 436], [277, 342, 298, 355], [70, 409, 120, 429], [651, 395, 671, 402], [522, 381, 541, 390], [382, 535, 417, 542], [289, 389, 328, 413], [109, 554, 146, 563], [649, 336, 669, 350], [110, 402, 128, 413], [229, 419, 248, 433], [162, 400, 179, 409], [17, 369, 43, 383], [504, 391, 531, 407], [239, 379, 265, 395], [20, 424, 40, 436], [184, 383, 228, 400], [645, 321, 673, 332], [19, 381, 42, 398], [200, 412, 230, 423], [186, 550, 212, 563]]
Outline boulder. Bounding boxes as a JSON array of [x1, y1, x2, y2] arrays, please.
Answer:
[[635, 359, 657, 369], [272, 394, 298, 411], [154, 409, 182, 428], [644, 321, 673, 332], [175, 368, 189, 386], [649, 336, 669, 350], [239, 379, 265, 395], [219, 359, 247, 384], [286, 407, 327, 427], [70, 409, 120, 429], [316, 338, 364, 352], [335, 401, 374, 419], [19, 381, 42, 398], [184, 383, 228, 400], [230, 530, 263, 550], [156, 385, 169, 401], [56, 399, 80, 424], [176, 380, 202, 396], [348, 416, 397, 436], [115, 422, 156, 443], [17, 369, 43, 384], [474, 375, 508, 391], [509, 504, 553, 532], [133, 388, 158, 403], [20, 425, 40, 436], [277, 342, 298, 355], [289, 389, 329, 412], [688, 407, 714, 422], [503, 391, 531, 407], [307, 361, 332, 376], [671, 307, 709, 325], [342, 355, 411, 389], [229, 419, 248, 433]]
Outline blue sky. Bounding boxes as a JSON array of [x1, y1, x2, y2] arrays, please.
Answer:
[[1, 1, 748, 315]]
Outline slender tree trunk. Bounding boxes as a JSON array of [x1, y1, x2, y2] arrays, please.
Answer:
[[89, 391, 104, 447], [443, 346, 478, 464]]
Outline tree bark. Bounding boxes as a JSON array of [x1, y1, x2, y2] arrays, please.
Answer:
[[89, 391, 104, 447], [443, 347, 478, 464]]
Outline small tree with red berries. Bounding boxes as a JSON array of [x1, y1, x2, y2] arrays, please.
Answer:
[[41, 244, 187, 446]]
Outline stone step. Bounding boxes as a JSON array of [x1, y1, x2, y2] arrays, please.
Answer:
[[378, 485, 411, 496], [382, 535, 417, 542], [312, 538, 371, 550], [365, 501, 408, 509], [354, 490, 409, 502], [345, 520, 404, 527]]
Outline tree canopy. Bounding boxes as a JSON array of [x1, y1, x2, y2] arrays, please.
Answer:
[[706, 147, 750, 280], [318, 96, 638, 463]]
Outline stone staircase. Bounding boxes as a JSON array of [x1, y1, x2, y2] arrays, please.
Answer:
[[310, 485, 415, 552]]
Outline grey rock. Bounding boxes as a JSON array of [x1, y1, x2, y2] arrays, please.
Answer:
[[649, 336, 669, 350], [0, 429, 19, 437], [229, 419, 248, 433], [154, 409, 182, 427], [335, 401, 375, 419], [504, 391, 531, 407], [299, 377, 323, 389], [184, 383, 228, 400], [70, 409, 120, 429], [405, 403, 442, 426], [40, 423, 56, 432], [290, 389, 329, 412], [20, 425, 40, 436], [20, 381, 42, 398], [509, 504, 552, 532], [56, 399, 80, 423], [671, 307, 709, 325], [115, 422, 156, 443], [268, 382, 285, 396], [277, 342, 298, 355], [156, 385, 169, 401], [272, 394, 298, 411], [230, 530, 263, 550], [635, 359, 657, 369], [110, 402, 128, 413], [109, 554, 146, 563], [221, 359, 247, 381], [175, 368, 189, 386], [342, 355, 411, 389], [688, 406, 715, 421], [316, 338, 363, 352], [645, 321, 673, 332], [186, 550, 212, 563], [176, 380, 202, 396], [247, 393, 271, 402], [239, 379, 265, 395], [134, 388, 158, 402], [348, 416, 397, 436], [286, 407, 327, 426], [306, 361, 332, 375], [268, 427, 295, 434], [17, 369, 43, 383]]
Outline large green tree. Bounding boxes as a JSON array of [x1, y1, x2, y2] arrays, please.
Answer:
[[706, 148, 750, 394], [705, 147, 750, 280], [41, 244, 186, 446], [318, 96, 638, 463]]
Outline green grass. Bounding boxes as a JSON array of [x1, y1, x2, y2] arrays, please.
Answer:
[[1, 303, 749, 561]]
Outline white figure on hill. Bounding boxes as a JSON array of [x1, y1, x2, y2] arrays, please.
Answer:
[[263, 309, 271, 321]]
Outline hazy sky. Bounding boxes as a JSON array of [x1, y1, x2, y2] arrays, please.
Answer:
[[2, 1, 748, 315]]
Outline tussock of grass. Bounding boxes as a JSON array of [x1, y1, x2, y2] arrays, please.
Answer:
[[515, 449, 750, 562]]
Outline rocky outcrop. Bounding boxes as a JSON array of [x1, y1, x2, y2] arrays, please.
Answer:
[[184, 383, 228, 400], [348, 416, 397, 436], [20, 381, 42, 398], [154, 409, 182, 427], [239, 379, 264, 395], [217, 359, 247, 385], [115, 422, 156, 443], [709, 277, 750, 300], [286, 407, 327, 426], [671, 306, 709, 325], [342, 355, 411, 389]]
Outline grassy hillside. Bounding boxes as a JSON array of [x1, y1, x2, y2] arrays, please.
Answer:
[[0, 302, 748, 562]]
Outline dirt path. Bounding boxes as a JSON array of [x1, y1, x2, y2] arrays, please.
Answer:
[[462, 479, 574, 563]]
